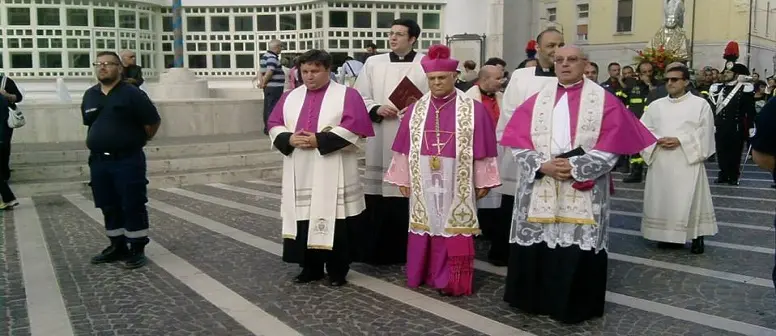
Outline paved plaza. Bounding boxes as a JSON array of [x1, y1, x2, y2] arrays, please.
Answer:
[[1, 162, 775, 336]]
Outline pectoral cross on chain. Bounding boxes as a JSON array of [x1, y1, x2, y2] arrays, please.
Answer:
[[431, 141, 446, 152]]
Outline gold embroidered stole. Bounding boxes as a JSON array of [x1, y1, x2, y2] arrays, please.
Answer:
[[526, 79, 605, 225], [408, 91, 479, 235]]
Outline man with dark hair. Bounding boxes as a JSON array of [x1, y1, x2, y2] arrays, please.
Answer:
[[484, 28, 563, 266], [622, 65, 635, 79], [600, 62, 622, 93], [584, 61, 599, 82], [267, 49, 374, 287], [353, 18, 428, 265], [364, 42, 378, 61], [82, 51, 161, 269], [639, 63, 717, 254]]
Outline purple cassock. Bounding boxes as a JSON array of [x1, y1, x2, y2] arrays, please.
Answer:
[[266, 81, 374, 284], [386, 92, 500, 296], [266, 82, 375, 137], [391, 94, 499, 158], [500, 81, 656, 154]]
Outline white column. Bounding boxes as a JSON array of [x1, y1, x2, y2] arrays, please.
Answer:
[[442, 0, 489, 66]]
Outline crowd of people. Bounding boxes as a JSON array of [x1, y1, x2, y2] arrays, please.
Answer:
[[62, 16, 773, 326], [257, 17, 776, 325]]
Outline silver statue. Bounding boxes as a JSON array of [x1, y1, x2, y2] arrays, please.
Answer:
[[647, 0, 690, 60]]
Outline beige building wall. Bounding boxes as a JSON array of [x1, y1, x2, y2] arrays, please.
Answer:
[[526, 0, 776, 77]]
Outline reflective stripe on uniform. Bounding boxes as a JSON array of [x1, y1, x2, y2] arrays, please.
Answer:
[[629, 98, 643, 104], [629, 157, 645, 164]]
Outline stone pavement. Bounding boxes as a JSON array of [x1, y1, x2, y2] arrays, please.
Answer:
[[1, 162, 775, 336]]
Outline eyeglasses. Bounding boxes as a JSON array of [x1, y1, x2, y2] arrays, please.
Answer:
[[665, 77, 684, 82], [92, 62, 121, 68]]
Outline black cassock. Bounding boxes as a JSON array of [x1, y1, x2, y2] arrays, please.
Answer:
[[274, 132, 364, 281]]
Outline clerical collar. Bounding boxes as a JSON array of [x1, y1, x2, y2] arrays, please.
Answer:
[[535, 65, 555, 77], [668, 91, 690, 103], [558, 79, 584, 89], [389, 50, 417, 62]]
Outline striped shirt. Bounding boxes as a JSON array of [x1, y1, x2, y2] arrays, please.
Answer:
[[260, 51, 285, 88]]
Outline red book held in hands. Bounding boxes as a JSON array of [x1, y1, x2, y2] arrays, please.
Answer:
[[388, 77, 423, 111]]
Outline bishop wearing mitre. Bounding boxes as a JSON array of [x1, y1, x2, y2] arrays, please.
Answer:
[[267, 49, 374, 287], [384, 44, 500, 296]]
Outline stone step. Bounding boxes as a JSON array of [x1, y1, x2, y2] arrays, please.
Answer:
[[11, 133, 272, 165], [11, 150, 282, 182], [12, 164, 285, 197]]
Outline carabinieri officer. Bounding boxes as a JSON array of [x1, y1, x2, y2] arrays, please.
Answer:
[[82, 51, 161, 269]]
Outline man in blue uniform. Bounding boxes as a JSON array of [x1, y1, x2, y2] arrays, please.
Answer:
[[750, 97, 776, 290], [81, 51, 161, 269]]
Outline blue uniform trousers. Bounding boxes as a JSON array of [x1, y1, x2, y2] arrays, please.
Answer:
[[89, 150, 150, 245]]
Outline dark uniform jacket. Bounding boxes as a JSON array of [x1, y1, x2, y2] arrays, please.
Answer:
[[122, 65, 145, 87], [616, 80, 650, 119], [709, 82, 757, 139]]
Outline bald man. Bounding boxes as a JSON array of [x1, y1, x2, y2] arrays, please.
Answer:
[[120, 50, 144, 87], [465, 65, 505, 245], [500, 45, 657, 324], [260, 39, 286, 134]]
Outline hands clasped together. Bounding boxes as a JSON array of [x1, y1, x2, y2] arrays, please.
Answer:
[[657, 137, 680, 150], [540, 158, 573, 181], [289, 131, 319, 149]]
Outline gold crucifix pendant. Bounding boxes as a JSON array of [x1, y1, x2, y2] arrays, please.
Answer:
[[430, 156, 442, 171]]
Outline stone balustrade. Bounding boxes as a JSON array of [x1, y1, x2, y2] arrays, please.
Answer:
[[11, 98, 264, 144]]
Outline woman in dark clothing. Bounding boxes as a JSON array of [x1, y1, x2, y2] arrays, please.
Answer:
[[0, 75, 21, 209]]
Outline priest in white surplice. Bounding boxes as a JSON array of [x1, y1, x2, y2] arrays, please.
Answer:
[[487, 28, 563, 266], [639, 64, 718, 254], [352, 18, 429, 265], [267, 50, 374, 287], [500, 46, 657, 323]]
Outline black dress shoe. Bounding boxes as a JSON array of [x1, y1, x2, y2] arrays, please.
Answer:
[[657, 242, 684, 249], [691, 237, 705, 254], [714, 178, 728, 184], [326, 278, 347, 287], [727, 180, 740, 186], [487, 258, 508, 267], [294, 272, 324, 283]]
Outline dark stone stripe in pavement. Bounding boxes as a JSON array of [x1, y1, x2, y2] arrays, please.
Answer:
[[606, 259, 776, 328], [232, 181, 281, 193], [33, 195, 253, 336], [145, 202, 484, 336], [613, 188, 776, 213], [149, 189, 281, 239], [610, 214, 775, 249], [608, 233, 774, 280], [189, 184, 281, 210], [211, 182, 776, 283], [166, 186, 734, 336], [1, 210, 30, 336], [611, 200, 775, 226]]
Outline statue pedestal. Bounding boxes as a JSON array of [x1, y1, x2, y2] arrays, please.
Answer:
[[145, 68, 210, 100]]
